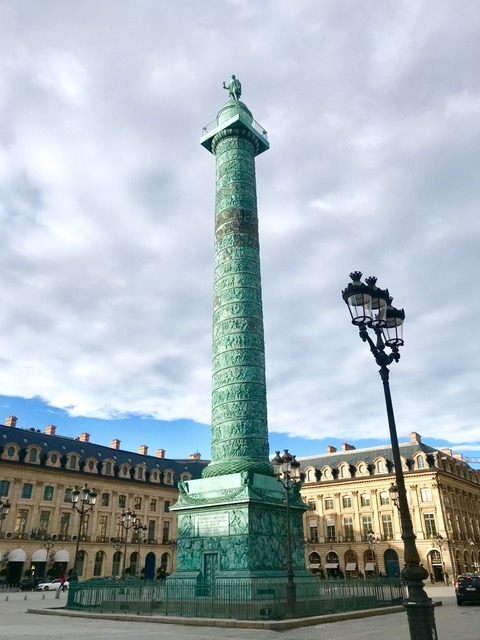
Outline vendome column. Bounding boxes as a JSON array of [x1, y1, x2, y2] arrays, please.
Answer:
[[170, 78, 308, 587]]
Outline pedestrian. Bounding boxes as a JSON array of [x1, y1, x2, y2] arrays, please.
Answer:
[[430, 572, 435, 584], [59, 573, 67, 592]]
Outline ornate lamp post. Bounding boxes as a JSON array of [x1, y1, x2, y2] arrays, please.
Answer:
[[435, 534, 446, 580], [342, 272, 437, 640], [132, 519, 147, 577], [272, 449, 302, 618], [118, 509, 136, 578], [44, 537, 55, 571], [468, 538, 477, 572], [366, 529, 380, 575], [0, 497, 11, 533], [71, 485, 97, 576], [0, 498, 12, 531]]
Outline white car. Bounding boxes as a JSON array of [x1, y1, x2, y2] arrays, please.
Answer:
[[35, 578, 69, 591]]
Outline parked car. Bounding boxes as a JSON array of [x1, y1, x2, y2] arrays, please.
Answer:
[[454, 574, 480, 605], [35, 578, 69, 591], [19, 578, 36, 591]]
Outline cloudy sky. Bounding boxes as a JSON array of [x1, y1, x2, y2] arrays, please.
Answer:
[[1, 1, 479, 464]]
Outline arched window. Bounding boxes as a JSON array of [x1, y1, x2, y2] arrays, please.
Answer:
[[28, 448, 38, 463], [340, 465, 349, 478], [161, 552, 169, 571], [68, 455, 78, 469], [377, 459, 386, 473], [416, 456, 425, 469], [76, 550, 86, 577], [93, 551, 105, 576], [129, 551, 139, 577], [112, 551, 122, 577], [104, 461, 113, 475]]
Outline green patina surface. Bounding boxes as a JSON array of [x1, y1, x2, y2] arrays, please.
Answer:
[[202, 98, 271, 478], [170, 90, 310, 584], [171, 473, 309, 576]]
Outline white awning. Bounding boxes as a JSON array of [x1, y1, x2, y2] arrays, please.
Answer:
[[54, 550, 70, 562], [346, 563, 357, 571], [365, 562, 375, 571], [325, 563, 339, 569], [309, 563, 321, 569], [31, 549, 48, 562], [8, 549, 27, 562]]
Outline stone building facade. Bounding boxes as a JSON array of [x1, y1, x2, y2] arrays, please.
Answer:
[[0, 417, 207, 584], [299, 432, 480, 582]]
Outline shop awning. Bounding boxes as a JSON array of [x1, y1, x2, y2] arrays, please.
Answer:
[[346, 562, 357, 571], [54, 550, 70, 562], [365, 562, 375, 571], [8, 549, 27, 562], [325, 563, 339, 569], [31, 549, 48, 562], [308, 563, 321, 569]]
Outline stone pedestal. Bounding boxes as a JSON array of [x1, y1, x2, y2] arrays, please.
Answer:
[[170, 472, 311, 586]]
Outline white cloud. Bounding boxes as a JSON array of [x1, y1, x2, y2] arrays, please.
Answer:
[[0, 0, 479, 451]]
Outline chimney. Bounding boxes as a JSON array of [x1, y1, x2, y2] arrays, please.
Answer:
[[110, 438, 121, 450], [45, 424, 57, 436], [189, 452, 201, 460], [156, 448, 165, 458], [326, 445, 337, 453], [409, 431, 421, 444], [453, 453, 464, 461], [138, 445, 148, 456], [78, 432, 90, 443], [440, 448, 453, 457], [342, 443, 356, 451], [5, 416, 17, 428]]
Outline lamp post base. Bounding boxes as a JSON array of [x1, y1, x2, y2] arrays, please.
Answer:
[[404, 600, 438, 640], [286, 581, 297, 619]]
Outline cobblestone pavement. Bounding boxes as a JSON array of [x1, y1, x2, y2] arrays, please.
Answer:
[[0, 585, 477, 639]]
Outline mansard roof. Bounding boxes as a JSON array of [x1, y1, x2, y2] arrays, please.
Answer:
[[300, 440, 437, 467], [0, 422, 209, 484]]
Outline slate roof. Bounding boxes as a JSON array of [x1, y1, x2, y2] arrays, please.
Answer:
[[0, 422, 209, 485], [297, 440, 441, 478]]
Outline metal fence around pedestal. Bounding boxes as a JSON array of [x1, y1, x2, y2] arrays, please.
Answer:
[[67, 577, 406, 620]]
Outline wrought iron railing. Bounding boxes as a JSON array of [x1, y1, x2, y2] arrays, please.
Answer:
[[201, 116, 268, 141], [67, 577, 405, 620]]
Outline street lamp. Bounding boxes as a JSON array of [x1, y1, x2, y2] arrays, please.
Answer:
[[132, 519, 147, 578], [71, 484, 97, 576], [366, 530, 380, 576], [0, 497, 11, 533], [272, 449, 302, 618], [118, 509, 137, 578], [342, 272, 437, 640], [468, 538, 477, 572]]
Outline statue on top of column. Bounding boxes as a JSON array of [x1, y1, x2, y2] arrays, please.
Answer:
[[223, 74, 242, 101]]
